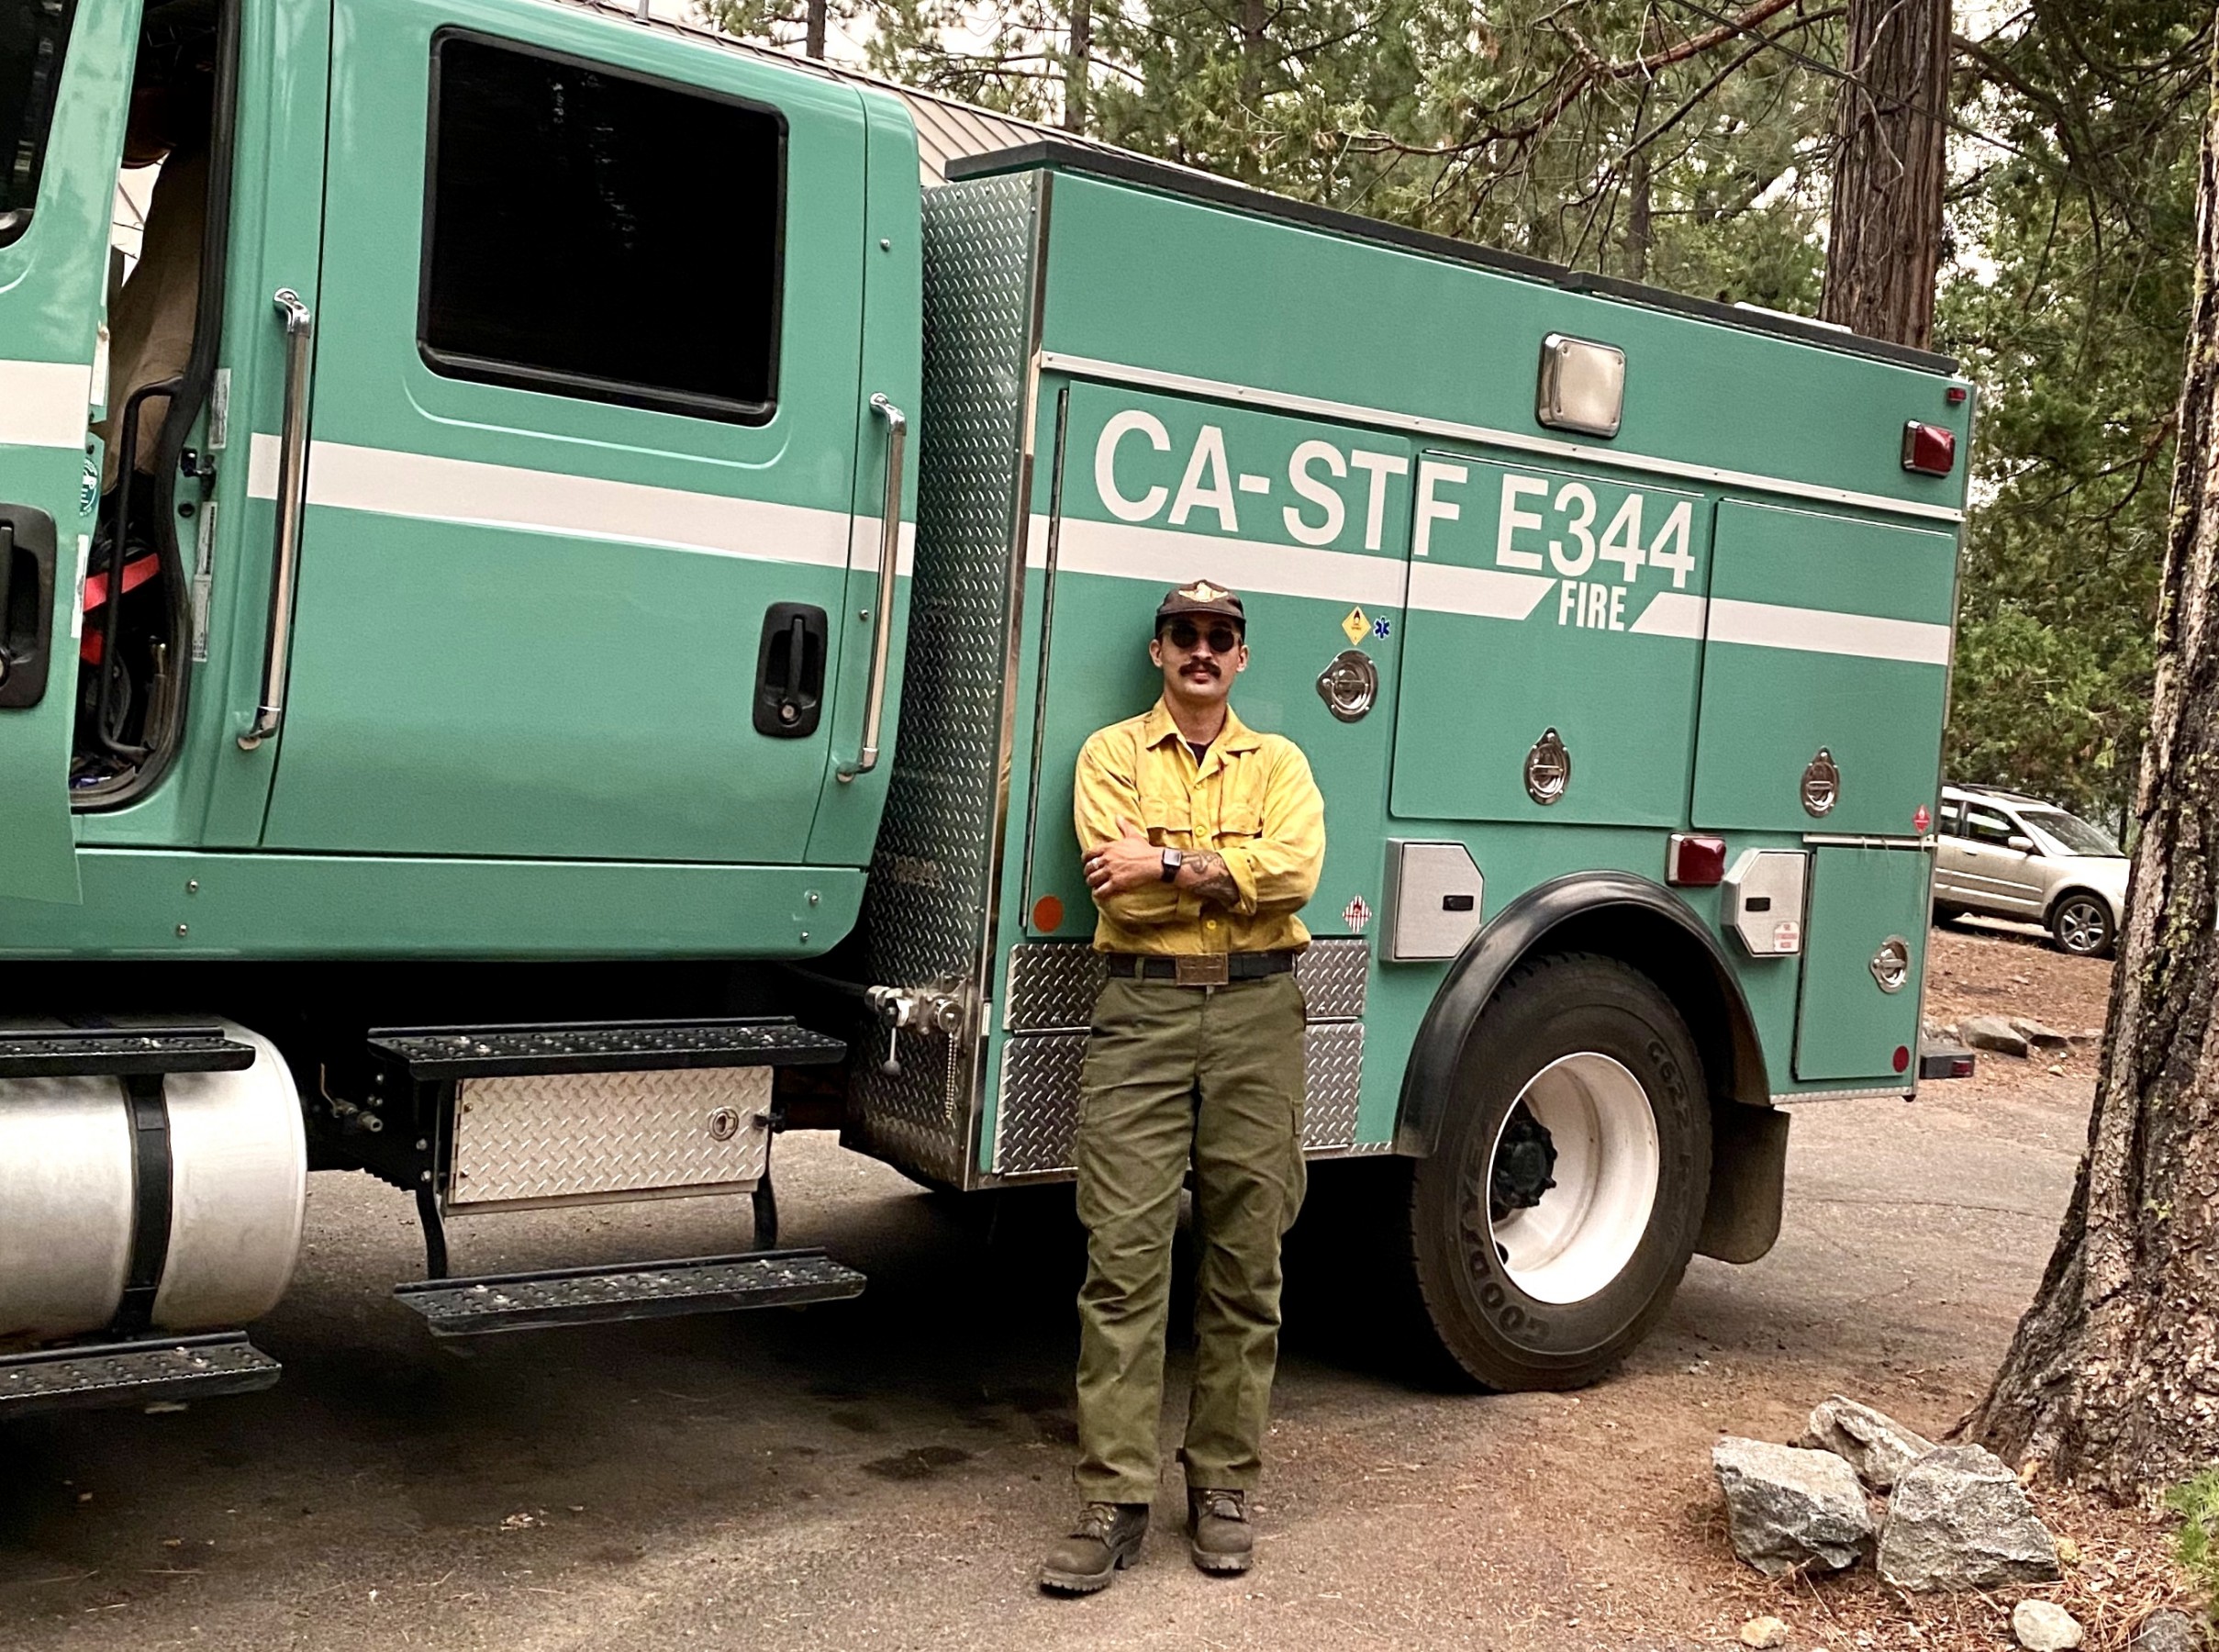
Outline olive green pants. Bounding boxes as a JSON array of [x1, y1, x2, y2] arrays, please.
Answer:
[[1073, 972, 1308, 1504]]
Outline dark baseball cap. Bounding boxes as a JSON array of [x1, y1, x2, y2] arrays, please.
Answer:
[[1154, 579, 1246, 630]]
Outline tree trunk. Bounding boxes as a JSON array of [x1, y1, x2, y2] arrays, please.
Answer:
[[1065, 0, 1091, 132], [1969, 35, 2219, 1502], [1239, 0, 1267, 109], [1818, 0, 1950, 347], [805, 0, 825, 60]]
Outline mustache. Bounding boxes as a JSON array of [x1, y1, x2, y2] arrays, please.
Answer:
[[1181, 660, 1221, 676]]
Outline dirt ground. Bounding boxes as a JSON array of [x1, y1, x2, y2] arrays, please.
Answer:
[[0, 922, 2198, 1652]]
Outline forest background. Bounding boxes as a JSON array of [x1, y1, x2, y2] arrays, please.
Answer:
[[699, 0, 2208, 832]]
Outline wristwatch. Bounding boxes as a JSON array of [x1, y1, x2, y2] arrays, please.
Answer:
[[1160, 848, 1184, 883]]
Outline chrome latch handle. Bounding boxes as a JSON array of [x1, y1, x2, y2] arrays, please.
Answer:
[[836, 393, 906, 782], [239, 287, 315, 751]]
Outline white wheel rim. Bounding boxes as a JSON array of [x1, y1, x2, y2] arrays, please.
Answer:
[[1486, 1052, 1661, 1305]]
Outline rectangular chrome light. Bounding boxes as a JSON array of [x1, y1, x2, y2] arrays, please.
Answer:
[[1537, 333, 1625, 438]]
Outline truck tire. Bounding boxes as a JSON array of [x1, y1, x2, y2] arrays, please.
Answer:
[[2047, 892, 2114, 959], [1407, 953, 1711, 1390]]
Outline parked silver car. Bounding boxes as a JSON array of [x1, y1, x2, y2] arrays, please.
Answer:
[[1933, 785, 2129, 957]]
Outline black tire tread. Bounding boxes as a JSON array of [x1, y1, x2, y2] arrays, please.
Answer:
[[1405, 950, 1708, 1391]]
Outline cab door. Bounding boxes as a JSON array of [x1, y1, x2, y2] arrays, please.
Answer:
[[0, 0, 131, 901], [255, 0, 873, 864]]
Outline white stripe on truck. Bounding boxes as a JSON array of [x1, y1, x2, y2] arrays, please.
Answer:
[[0, 359, 95, 450], [247, 437, 1946, 664], [247, 435, 913, 573]]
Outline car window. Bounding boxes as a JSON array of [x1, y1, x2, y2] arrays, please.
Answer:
[[0, 0, 78, 245], [420, 33, 785, 423], [1937, 799, 1964, 835], [2022, 809, 2122, 858], [1961, 807, 2019, 846]]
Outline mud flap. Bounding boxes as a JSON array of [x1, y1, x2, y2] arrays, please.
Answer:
[[1697, 1100, 1790, 1265]]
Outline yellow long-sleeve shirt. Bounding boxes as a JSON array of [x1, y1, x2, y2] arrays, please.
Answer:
[[1074, 698, 1326, 955]]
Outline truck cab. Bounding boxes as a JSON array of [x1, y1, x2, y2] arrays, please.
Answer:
[[1, 0, 919, 945]]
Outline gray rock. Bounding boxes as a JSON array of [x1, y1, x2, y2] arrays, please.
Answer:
[[2133, 1610, 2207, 1652], [1878, 1445, 2060, 1591], [1960, 1015, 2032, 1057], [2013, 1600, 2083, 1650], [1798, 1395, 1935, 1491], [2009, 1017, 2072, 1052], [1713, 1435, 1877, 1577]]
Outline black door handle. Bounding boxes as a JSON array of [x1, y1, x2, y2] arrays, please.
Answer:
[[753, 602, 827, 737], [0, 505, 59, 711]]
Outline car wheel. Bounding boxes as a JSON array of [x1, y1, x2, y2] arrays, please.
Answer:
[[2049, 894, 2114, 959], [1407, 953, 1711, 1390]]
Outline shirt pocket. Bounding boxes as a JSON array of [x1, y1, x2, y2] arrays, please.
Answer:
[[1140, 794, 1193, 846], [1217, 801, 1265, 845]]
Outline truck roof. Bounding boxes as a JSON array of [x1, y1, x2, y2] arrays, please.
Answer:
[[552, 0, 1955, 376]]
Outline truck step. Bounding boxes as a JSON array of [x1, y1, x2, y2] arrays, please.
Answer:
[[392, 1247, 865, 1336], [0, 1025, 256, 1079], [0, 1333, 281, 1419], [366, 1017, 845, 1079]]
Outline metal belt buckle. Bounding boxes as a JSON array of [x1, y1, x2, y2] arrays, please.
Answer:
[[1175, 954, 1231, 988]]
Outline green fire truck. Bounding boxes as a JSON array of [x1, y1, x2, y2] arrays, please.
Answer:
[[0, 0, 1973, 1417]]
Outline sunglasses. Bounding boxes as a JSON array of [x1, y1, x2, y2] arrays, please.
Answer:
[[1162, 620, 1243, 653]]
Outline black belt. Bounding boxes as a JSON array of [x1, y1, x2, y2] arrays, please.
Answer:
[[1104, 950, 1298, 987]]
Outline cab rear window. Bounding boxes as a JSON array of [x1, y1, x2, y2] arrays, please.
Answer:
[[0, 0, 78, 245], [418, 33, 785, 423]]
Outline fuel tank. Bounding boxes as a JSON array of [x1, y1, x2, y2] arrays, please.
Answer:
[[0, 1025, 307, 1342]]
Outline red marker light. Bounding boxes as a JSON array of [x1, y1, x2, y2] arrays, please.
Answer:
[[1892, 1044, 1912, 1074], [1901, 421, 1956, 475], [1666, 833, 1729, 887], [1945, 385, 1969, 405]]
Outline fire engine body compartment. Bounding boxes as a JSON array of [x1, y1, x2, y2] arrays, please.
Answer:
[[845, 147, 1970, 1194]]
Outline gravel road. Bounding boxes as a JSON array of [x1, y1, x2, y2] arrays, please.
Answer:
[[0, 927, 2104, 1651]]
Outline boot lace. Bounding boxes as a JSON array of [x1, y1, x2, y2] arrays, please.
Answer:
[[1195, 1489, 1245, 1524], [1072, 1501, 1131, 1540]]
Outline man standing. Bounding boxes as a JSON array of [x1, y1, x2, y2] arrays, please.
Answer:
[[1038, 580, 1325, 1594]]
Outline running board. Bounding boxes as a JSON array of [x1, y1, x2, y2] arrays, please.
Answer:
[[0, 1333, 281, 1419], [392, 1248, 865, 1336], [0, 1025, 256, 1078], [365, 1017, 845, 1079]]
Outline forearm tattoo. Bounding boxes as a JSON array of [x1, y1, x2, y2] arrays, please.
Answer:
[[1181, 851, 1240, 905]]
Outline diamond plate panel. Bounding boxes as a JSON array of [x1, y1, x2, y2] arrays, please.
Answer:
[[1005, 943, 1107, 1032], [449, 1067, 772, 1209], [1301, 1021, 1365, 1151], [846, 174, 1043, 1189], [995, 1021, 1367, 1177], [995, 1032, 1087, 1177], [1295, 939, 1370, 1021]]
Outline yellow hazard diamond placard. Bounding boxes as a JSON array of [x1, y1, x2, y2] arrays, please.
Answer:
[[1341, 607, 1368, 645]]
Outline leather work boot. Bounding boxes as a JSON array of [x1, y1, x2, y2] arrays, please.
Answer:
[[1187, 1487, 1254, 1574], [1038, 1501, 1149, 1594]]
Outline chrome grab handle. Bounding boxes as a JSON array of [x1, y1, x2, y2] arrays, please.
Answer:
[[837, 393, 907, 782], [238, 287, 315, 751]]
